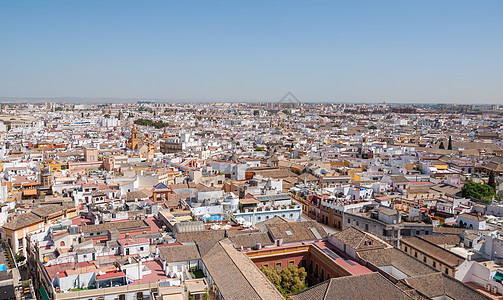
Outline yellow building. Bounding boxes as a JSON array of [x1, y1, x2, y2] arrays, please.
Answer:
[[2, 204, 77, 257], [348, 168, 363, 182], [42, 162, 64, 172]]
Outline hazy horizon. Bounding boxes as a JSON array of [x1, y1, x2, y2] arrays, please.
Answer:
[[0, 96, 499, 106], [1, 1, 502, 104]]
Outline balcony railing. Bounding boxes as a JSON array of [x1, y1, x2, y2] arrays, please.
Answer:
[[54, 282, 159, 300]]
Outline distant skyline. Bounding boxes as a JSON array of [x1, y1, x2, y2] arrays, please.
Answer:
[[1, 1, 502, 104]]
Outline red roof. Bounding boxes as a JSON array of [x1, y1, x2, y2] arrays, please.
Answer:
[[117, 237, 149, 246], [96, 270, 125, 280], [314, 241, 373, 276]]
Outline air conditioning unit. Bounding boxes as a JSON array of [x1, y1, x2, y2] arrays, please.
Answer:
[[486, 284, 491, 291], [492, 286, 498, 294]]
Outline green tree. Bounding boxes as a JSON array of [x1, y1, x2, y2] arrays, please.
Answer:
[[7, 124, 11, 131], [488, 171, 496, 190], [279, 265, 308, 295], [369, 125, 377, 130], [134, 118, 169, 129], [55, 107, 63, 111], [254, 110, 260, 116], [260, 266, 281, 287], [439, 141, 445, 149], [15, 253, 25, 262], [260, 265, 307, 297], [462, 181, 495, 203], [448, 136, 453, 150]]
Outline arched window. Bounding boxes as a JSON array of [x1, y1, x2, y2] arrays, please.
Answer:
[[60, 241, 65, 247]]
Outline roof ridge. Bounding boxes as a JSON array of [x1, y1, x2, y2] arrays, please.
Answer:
[[219, 240, 263, 299], [323, 278, 332, 300], [355, 230, 369, 249], [414, 236, 466, 261], [441, 274, 447, 298]]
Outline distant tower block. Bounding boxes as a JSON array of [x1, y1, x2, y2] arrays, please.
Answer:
[[278, 91, 302, 109], [84, 147, 98, 162]]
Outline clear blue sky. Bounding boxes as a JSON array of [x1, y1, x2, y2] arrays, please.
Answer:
[[1, 1, 502, 103]]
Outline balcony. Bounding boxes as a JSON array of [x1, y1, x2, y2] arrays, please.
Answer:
[[249, 205, 301, 213], [54, 282, 158, 300]]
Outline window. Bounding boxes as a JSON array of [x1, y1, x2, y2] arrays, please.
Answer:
[[300, 260, 306, 268], [136, 292, 144, 300], [140, 247, 144, 251], [404, 246, 408, 252], [445, 268, 449, 275], [314, 264, 319, 278], [433, 261, 437, 268], [321, 268, 325, 280], [423, 257, 427, 263], [119, 295, 126, 300], [326, 273, 331, 280], [288, 260, 294, 267], [347, 218, 351, 224], [414, 251, 417, 258], [262, 263, 269, 268], [365, 224, 369, 231], [275, 262, 282, 271]]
